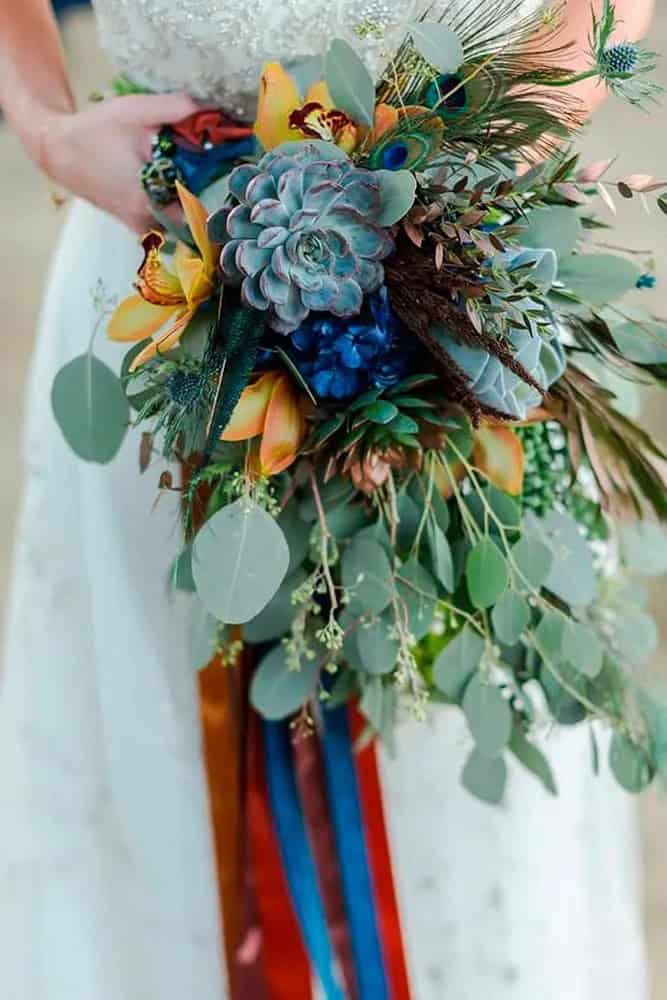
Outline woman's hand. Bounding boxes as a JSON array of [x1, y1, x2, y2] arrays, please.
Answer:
[[26, 92, 202, 233]]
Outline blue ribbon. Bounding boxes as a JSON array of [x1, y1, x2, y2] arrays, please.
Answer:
[[171, 136, 257, 195], [321, 706, 390, 999], [262, 719, 345, 1000]]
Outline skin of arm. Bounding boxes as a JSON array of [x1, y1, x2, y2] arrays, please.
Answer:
[[0, 0, 657, 231]]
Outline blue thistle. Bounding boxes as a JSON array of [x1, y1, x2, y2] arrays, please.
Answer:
[[286, 288, 410, 400], [636, 273, 657, 290], [600, 42, 639, 76]]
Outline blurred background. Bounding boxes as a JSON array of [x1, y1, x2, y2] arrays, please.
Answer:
[[1, 2, 667, 994]]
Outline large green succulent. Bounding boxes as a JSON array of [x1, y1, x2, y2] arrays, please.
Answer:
[[209, 142, 395, 334]]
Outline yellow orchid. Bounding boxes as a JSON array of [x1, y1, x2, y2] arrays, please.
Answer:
[[255, 62, 399, 154], [222, 370, 307, 476], [108, 182, 217, 370]]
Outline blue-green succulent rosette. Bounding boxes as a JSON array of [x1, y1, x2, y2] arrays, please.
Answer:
[[208, 142, 411, 335]]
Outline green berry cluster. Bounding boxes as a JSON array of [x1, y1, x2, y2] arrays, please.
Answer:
[[517, 422, 571, 517]]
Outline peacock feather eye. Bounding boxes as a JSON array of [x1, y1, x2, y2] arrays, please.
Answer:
[[425, 73, 469, 116], [366, 106, 444, 172]]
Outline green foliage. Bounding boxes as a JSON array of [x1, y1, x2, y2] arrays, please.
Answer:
[[492, 590, 530, 646], [463, 674, 513, 757], [192, 499, 289, 624], [52, 353, 129, 463], [461, 749, 507, 805], [250, 644, 319, 720], [408, 21, 464, 75], [341, 538, 394, 615], [465, 539, 509, 609], [433, 625, 484, 701], [325, 39, 375, 127]]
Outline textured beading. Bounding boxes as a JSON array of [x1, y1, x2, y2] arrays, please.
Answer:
[[92, 0, 423, 119]]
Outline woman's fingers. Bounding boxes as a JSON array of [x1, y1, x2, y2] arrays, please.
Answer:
[[110, 92, 202, 127]]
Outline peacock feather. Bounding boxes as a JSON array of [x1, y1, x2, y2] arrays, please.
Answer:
[[365, 106, 444, 171], [376, 1, 585, 161]]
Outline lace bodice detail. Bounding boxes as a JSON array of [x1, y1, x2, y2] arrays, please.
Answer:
[[92, 0, 540, 120]]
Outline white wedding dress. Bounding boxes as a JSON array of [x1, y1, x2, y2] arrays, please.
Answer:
[[0, 1, 649, 998]]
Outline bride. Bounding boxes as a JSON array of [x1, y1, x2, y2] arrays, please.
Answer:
[[0, 0, 656, 997]]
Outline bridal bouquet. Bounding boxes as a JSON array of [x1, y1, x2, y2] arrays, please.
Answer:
[[53, 0, 667, 804]]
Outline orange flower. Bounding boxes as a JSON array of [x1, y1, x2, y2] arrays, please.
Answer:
[[222, 370, 306, 476], [108, 182, 217, 370], [255, 62, 399, 154]]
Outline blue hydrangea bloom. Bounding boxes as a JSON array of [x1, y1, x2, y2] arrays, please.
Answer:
[[287, 288, 409, 400], [210, 142, 394, 334]]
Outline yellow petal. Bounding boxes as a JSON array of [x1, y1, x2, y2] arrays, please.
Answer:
[[259, 374, 305, 475], [373, 103, 400, 141], [174, 244, 214, 306], [108, 295, 179, 342], [221, 371, 277, 442], [305, 79, 333, 106], [255, 62, 302, 150], [176, 182, 216, 273], [128, 309, 192, 370], [472, 426, 525, 496]]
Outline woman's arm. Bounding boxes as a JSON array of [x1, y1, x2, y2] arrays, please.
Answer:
[[556, 0, 655, 111], [0, 0, 199, 231]]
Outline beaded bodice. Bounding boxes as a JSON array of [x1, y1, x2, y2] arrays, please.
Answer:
[[92, 0, 540, 121]]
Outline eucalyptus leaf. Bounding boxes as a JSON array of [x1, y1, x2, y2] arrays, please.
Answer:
[[375, 170, 417, 225], [408, 20, 464, 74], [562, 620, 603, 678], [427, 519, 455, 592], [621, 520, 667, 576], [250, 644, 319, 720], [52, 353, 129, 463], [341, 538, 394, 615], [278, 501, 311, 573], [243, 568, 307, 643], [517, 205, 582, 260], [466, 538, 509, 609], [511, 533, 554, 591], [463, 674, 513, 757], [356, 614, 400, 675], [396, 558, 437, 638], [492, 590, 530, 646], [537, 510, 597, 607], [461, 749, 507, 805], [610, 318, 667, 364], [609, 733, 653, 793], [509, 725, 557, 795], [325, 39, 375, 127], [171, 544, 196, 593], [433, 624, 484, 701], [192, 499, 289, 624], [557, 253, 641, 305]]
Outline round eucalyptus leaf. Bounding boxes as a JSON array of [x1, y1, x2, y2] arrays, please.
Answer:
[[609, 733, 653, 793], [517, 205, 582, 260], [427, 519, 455, 592], [342, 538, 394, 615], [511, 533, 554, 592], [375, 170, 417, 225], [52, 353, 129, 463], [243, 568, 307, 644], [539, 510, 597, 607], [557, 253, 641, 306], [278, 501, 311, 573], [492, 590, 530, 646], [621, 520, 667, 576], [466, 538, 508, 610], [461, 748, 507, 805], [356, 614, 400, 675], [395, 558, 437, 638], [359, 675, 385, 731], [192, 499, 289, 624], [611, 319, 667, 364], [433, 625, 484, 701], [463, 674, 512, 757], [509, 725, 557, 795], [250, 644, 319, 720], [562, 620, 603, 678], [408, 20, 464, 74], [325, 39, 375, 127]]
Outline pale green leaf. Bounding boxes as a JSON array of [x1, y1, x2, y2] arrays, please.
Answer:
[[356, 614, 400, 676], [557, 253, 641, 305], [461, 748, 507, 804], [492, 590, 530, 646], [518, 205, 582, 260], [466, 539, 509, 609], [463, 674, 512, 757], [408, 20, 464, 74], [562, 620, 603, 678], [609, 733, 653, 793], [192, 499, 289, 624], [511, 533, 554, 591], [395, 558, 437, 638], [250, 644, 319, 720], [433, 625, 484, 701], [325, 39, 375, 127], [341, 538, 394, 615], [52, 353, 129, 463], [509, 724, 557, 795], [243, 568, 307, 643], [427, 519, 455, 592], [375, 170, 417, 226]]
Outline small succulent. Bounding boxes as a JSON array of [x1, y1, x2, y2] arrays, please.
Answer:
[[287, 288, 410, 400], [436, 328, 566, 420], [210, 142, 394, 334]]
